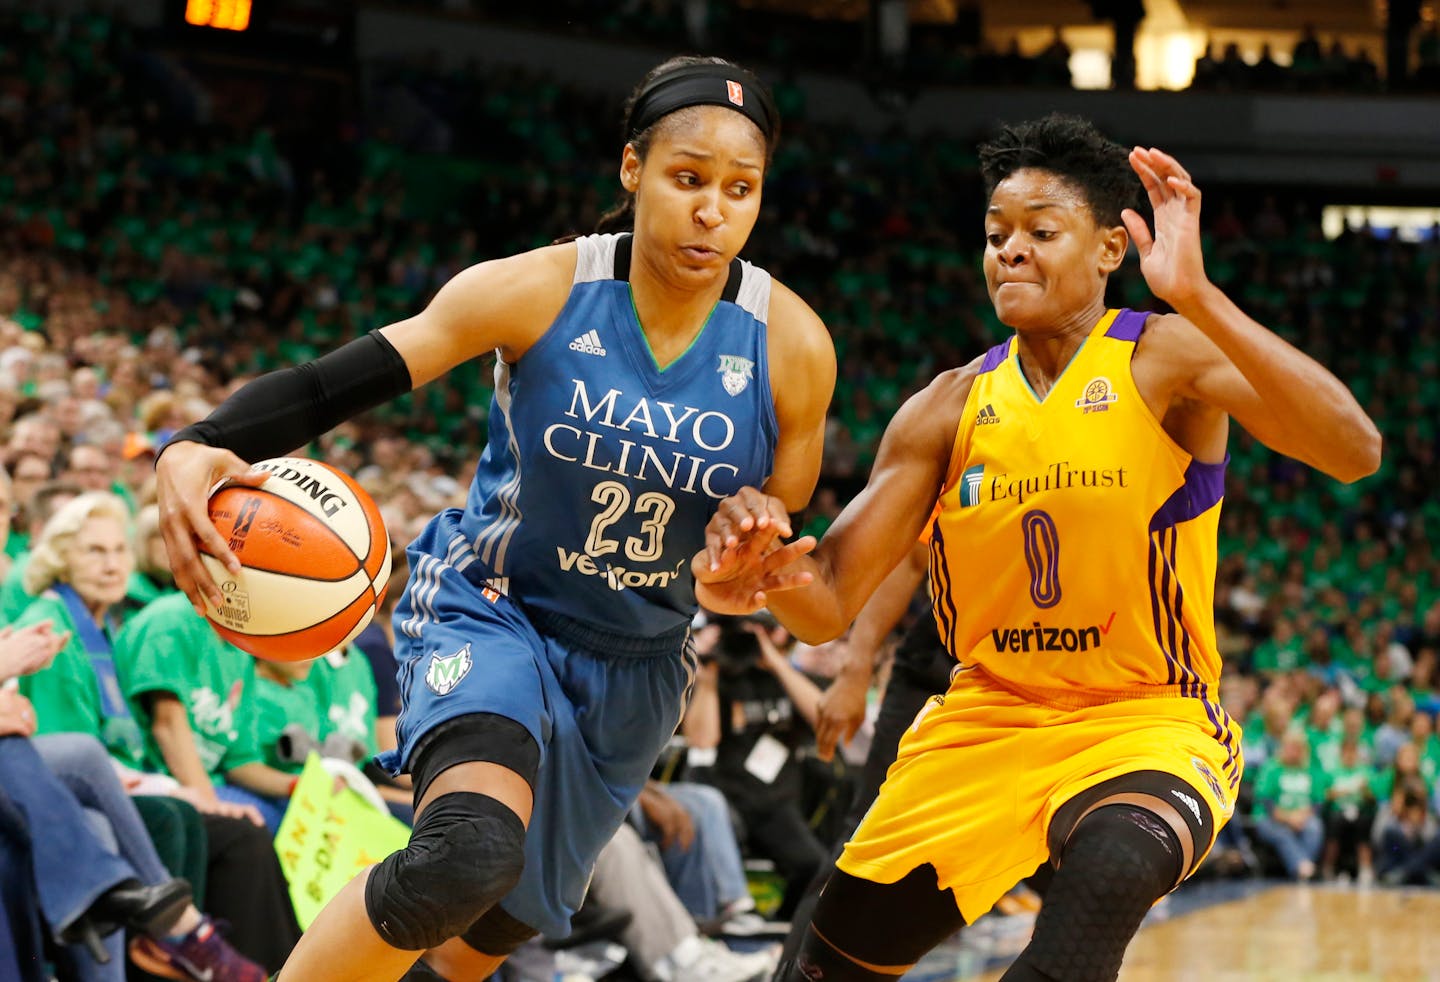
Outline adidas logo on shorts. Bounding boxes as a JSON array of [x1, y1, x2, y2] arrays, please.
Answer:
[[569, 329, 606, 356]]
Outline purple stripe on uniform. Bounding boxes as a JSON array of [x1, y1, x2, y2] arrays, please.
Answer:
[[1167, 527, 1199, 695], [978, 340, 1010, 374], [1199, 686, 1241, 781], [1148, 537, 1181, 686], [1103, 308, 1148, 341], [1149, 456, 1229, 533]]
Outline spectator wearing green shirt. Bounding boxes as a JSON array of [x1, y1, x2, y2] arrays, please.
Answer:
[[253, 647, 412, 823], [117, 591, 298, 834], [9, 490, 290, 974], [1250, 616, 1305, 676], [1251, 728, 1324, 880], [0, 479, 82, 623], [1318, 737, 1377, 883]]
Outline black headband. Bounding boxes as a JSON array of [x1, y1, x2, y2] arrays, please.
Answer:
[[626, 64, 777, 144]]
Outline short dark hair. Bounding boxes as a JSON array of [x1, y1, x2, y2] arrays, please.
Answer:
[[978, 114, 1140, 227]]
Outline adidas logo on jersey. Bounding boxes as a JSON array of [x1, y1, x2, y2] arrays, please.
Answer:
[[569, 330, 606, 356], [975, 403, 1000, 426]]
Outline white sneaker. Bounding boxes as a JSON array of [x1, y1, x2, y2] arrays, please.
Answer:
[[666, 935, 777, 982], [719, 911, 790, 938]]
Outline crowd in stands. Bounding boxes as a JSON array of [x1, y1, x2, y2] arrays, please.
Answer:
[[3, 4, 1440, 980]]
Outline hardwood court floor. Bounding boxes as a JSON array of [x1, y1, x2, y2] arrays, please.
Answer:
[[908, 882, 1440, 982]]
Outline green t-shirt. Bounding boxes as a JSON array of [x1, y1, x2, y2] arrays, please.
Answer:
[[254, 673, 324, 774], [14, 594, 147, 770], [1251, 758, 1323, 819], [116, 593, 262, 779], [1320, 760, 1375, 810], [252, 647, 379, 772], [0, 554, 32, 624], [1251, 635, 1306, 674], [312, 646, 379, 757]]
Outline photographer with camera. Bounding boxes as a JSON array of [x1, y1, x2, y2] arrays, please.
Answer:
[[683, 613, 828, 920]]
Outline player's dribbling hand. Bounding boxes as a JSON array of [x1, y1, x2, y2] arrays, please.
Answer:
[[155, 441, 270, 615], [1121, 146, 1210, 309], [691, 486, 816, 615]]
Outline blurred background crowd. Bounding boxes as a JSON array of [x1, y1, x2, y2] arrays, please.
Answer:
[[2, 1, 1439, 980]]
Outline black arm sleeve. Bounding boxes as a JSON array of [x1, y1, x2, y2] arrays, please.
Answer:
[[162, 330, 413, 463]]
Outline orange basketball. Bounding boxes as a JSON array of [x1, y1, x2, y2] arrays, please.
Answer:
[[199, 457, 391, 662]]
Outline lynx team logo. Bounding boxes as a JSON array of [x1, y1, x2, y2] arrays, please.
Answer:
[[1076, 376, 1119, 414], [717, 354, 754, 396], [425, 644, 473, 696]]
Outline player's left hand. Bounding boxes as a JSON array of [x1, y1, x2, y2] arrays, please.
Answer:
[[691, 536, 816, 616], [1122, 147, 1210, 309], [691, 486, 816, 614]]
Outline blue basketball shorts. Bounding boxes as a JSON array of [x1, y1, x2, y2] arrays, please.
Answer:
[[375, 510, 696, 938]]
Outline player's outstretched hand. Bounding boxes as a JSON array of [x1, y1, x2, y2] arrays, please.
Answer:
[[1121, 146, 1209, 309], [692, 487, 816, 615], [700, 486, 793, 571], [155, 441, 269, 615]]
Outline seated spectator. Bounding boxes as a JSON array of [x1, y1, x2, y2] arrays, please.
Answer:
[[0, 480, 83, 623], [117, 591, 297, 833], [0, 784, 47, 982], [630, 780, 775, 936], [1319, 736, 1377, 883], [0, 711, 258, 981], [684, 615, 828, 920], [581, 822, 777, 982], [1252, 728, 1324, 880], [1372, 777, 1440, 886], [9, 493, 300, 969], [252, 645, 412, 824], [1373, 687, 1416, 768]]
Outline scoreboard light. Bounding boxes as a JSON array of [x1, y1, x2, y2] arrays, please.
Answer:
[[185, 0, 253, 32]]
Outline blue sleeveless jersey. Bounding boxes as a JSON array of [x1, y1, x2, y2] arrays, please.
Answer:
[[455, 233, 779, 638]]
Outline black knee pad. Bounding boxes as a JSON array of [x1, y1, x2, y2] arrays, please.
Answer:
[[774, 926, 902, 981], [1014, 804, 1182, 982], [459, 903, 539, 957], [365, 792, 526, 951]]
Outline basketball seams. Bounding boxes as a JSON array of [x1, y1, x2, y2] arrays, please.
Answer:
[[206, 484, 362, 580], [201, 457, 391, 662]]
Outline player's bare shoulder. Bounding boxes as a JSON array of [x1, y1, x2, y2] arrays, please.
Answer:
[[438, 241, 578, 363], [765, 278, 838, 411], [917, 352, 986, 427], [766, 279, 836, 374]]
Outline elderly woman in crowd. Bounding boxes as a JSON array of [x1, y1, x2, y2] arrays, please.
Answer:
[[13, 492, 296, 976]]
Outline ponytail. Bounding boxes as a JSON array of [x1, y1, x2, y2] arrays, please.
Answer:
[[595, 194, 636, 234]]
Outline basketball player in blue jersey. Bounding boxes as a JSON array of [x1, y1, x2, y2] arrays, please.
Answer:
[[154, 56, 835, 982]]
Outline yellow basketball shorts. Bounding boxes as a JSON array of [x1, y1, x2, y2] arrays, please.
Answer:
[[839, 666, 1243, 924]]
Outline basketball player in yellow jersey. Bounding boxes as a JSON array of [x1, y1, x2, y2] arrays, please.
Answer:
[[695, 115, 1381, 982]]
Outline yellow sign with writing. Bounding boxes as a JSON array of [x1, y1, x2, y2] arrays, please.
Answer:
[[274, 755, 410, 928]]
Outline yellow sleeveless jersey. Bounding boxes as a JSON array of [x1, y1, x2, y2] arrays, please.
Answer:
[[930, 308, 1228, 705]]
